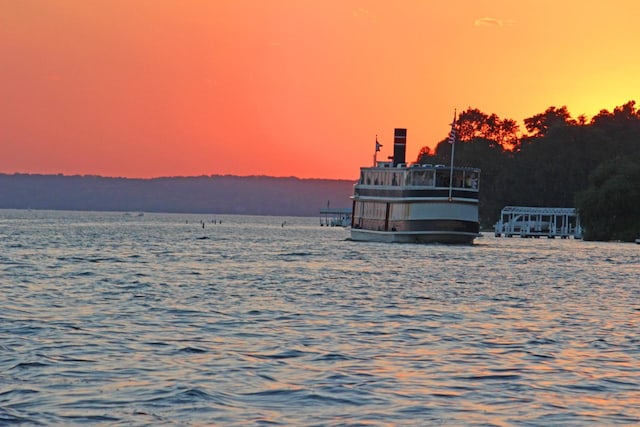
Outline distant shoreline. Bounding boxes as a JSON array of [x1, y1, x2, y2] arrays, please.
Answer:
[[0, 174, 354, 217]]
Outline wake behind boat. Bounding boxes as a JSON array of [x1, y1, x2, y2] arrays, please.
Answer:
[[350, 117, 481, 244]]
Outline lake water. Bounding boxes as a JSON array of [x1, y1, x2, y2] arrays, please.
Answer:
[[1, 209, 638, 426]]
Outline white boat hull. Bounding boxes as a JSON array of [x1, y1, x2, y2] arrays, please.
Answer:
[[350, 228, 479, 244]]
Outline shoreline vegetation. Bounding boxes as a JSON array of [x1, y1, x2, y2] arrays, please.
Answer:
[[417, 101, 640, 242]]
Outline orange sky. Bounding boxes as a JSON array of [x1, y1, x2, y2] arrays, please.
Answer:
[[2, 0, 639, 179]]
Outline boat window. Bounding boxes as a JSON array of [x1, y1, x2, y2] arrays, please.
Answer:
[[412, 171, 423, 186], [460, 171, 480, 189], [451, 171, 464, 188], [362, 201, 386, 219], [354, 201, 364, 216], [389, 203, 409, 220], [409, 170, 433, 186], [471, 173, 479, 189], [435, 170, 450, 187]]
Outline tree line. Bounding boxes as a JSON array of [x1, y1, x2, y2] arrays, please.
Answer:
[[417, 100, 640, 241]]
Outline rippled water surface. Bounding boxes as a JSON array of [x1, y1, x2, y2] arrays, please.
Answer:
[[1, 209, 639, 426]]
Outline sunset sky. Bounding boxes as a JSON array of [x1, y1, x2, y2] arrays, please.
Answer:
[[2, 1, 639, 180]]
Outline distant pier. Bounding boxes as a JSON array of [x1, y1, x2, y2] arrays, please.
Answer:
[[320, 208, 351, 227], [494, 206, 582, 239]]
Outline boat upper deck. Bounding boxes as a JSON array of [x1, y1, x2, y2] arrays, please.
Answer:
[[357, 162, 480, 190]]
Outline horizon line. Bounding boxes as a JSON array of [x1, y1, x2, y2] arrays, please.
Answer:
[[0, 171, 359, 182]]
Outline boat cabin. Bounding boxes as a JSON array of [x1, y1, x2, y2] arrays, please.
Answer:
[[358, 164, 479, 190]]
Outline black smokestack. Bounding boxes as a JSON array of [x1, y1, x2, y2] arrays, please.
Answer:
[[393, 128, 406, 166]]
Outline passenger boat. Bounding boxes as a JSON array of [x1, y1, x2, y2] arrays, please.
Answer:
[[350, 123, 481, 244]]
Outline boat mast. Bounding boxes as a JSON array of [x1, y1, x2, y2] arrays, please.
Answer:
[[448, 109, 457, 202]]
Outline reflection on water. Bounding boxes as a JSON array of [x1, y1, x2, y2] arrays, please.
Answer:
[[0, 210, 638, 425]]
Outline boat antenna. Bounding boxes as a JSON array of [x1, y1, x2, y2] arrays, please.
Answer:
[[448, 109, 457, 202]]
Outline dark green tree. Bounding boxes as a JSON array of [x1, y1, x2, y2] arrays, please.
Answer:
[[590, 101, 640, 156], [523, 105, 574, 137], [576, 152, 640, 241], [456, 108, 520, 149], [414, 101, 640, 232], [512, 118, 604, 207]]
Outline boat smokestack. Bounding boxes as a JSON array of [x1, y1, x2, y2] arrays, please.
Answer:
[[393, 128, 407, 166]]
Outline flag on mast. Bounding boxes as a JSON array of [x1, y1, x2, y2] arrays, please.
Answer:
[[373, 135, 383, 166], [448, 113, 457, 144]]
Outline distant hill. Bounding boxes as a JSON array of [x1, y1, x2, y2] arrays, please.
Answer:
[[0, 174, 355, 216]]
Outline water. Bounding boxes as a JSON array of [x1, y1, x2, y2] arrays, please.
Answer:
[[1, 209, 638, 426]]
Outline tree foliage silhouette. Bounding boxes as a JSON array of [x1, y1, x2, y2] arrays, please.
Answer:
[[576, 152, 640, 241], [416, 101, 640, 241]]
